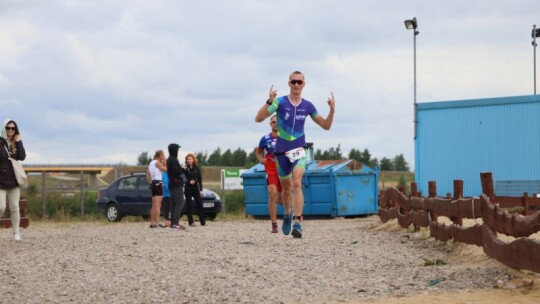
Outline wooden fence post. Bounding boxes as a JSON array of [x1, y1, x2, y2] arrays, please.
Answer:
[[480, 172, 495, 202], [428, 181, 438, 221], [410, 182, 419, 197], [523, 192, 529, 216], [452, 180, 464, 225]]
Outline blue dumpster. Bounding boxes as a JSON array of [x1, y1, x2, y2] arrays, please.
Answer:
[[241, 159, 379, 217]]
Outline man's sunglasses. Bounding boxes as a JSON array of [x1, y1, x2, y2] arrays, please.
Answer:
[[289, 80, 303, 85], [5, 127, 16, 131]]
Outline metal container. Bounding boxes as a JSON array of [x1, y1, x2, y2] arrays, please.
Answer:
[[241, 159, 379, 217]]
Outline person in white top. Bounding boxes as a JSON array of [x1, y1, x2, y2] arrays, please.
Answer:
[[146, 149, 167, 228]]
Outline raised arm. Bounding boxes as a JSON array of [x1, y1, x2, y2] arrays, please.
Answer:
[[255, 85, 277, 122], [313, 92, 335, 130]]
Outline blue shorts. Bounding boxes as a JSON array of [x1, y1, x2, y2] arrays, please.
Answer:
[[276, 153, 307, 178]]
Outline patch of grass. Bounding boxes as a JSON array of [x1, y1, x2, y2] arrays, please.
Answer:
[[222, 190, 244, 215], [25, 191, 99, 220]]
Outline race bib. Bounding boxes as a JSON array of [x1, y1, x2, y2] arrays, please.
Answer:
[[284, 147, 306, 163]]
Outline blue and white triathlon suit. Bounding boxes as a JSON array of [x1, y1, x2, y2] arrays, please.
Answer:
[[267, 95, 319, 178]]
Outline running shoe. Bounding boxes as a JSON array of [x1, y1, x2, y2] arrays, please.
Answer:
[[292, 222, 302, 238], [282, 212, 292, 235], [171, 224, 186, 230], [13, 233, 22, 241], [271, 223, 278, 234]]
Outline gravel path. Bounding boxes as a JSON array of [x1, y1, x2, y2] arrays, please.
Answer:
[[0, 216, 518, 303]]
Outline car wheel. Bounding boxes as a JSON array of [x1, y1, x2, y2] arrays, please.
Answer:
[[106, 204, 121, 222], [206, 212, 217, 221]]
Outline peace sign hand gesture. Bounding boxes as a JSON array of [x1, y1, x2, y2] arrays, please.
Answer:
[[268, 85, 277, 102], [327, 92, 335, 113]]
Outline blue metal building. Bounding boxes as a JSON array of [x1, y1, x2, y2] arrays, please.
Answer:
[[415, 94, 540, 197]]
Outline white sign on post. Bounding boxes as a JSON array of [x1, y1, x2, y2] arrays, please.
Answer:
[[221, 169, 246, 190]]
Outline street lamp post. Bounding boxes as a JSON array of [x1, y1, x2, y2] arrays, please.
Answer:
[[532, 25, 540, 95], [404, 17, 419, 139]]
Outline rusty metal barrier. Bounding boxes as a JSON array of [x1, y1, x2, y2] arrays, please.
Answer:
[[378, 172, 540, 273], [0, 199, 30, 228]]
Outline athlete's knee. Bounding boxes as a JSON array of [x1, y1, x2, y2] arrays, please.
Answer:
[[292, 178, 302, 190]]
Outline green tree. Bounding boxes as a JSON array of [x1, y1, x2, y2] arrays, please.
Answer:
[[348, 148, 362, 162], [314, 149, 323, 160], [393, 154, 410, 172], [360, 148, 371, 165], [232, 147, 247, 166], [380, 157, 394, 171], [221, 149, 233, 166], [369, 157, 379, 168], [246, 147, 258, 167], [207, 148, 221, 166], [137, 151, 151, 165], [195, 151, 208, 166], [326, 144, 343, 160]]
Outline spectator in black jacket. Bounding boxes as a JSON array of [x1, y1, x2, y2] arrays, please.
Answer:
[[184, 153, 206, 226], [166, 143, 186, 230], [0, 119, 26, 241]]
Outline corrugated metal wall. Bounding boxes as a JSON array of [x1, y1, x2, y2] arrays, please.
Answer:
[[415, 95, 540, 197]]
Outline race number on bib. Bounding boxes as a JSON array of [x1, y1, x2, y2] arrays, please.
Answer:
[[284, 147, 306, 163]]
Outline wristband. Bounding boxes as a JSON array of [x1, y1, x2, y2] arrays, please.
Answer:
[[266, 99, 272, 105]]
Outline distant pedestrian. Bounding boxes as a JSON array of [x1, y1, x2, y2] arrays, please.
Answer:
[[0, 119, 26, 241], [147, 149, 167, 228], [167, 143, 187, 230], [184, 153, 206, 226], [256, 115, 282, 233]]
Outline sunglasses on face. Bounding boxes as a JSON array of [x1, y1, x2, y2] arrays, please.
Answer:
[[289, 80, 303, 85], [5, 127, 16, 131], [271, 121, 277, 124]]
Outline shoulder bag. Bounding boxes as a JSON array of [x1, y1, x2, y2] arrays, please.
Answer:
[[3, 145, 27, 188]]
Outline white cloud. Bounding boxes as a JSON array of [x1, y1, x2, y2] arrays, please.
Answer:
[[0, 0, 538, 169]]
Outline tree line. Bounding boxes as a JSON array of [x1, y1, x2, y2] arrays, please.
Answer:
[[138, 144, 410, 172]]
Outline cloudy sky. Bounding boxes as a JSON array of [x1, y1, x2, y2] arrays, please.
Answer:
[[1, 0, 538, 168]]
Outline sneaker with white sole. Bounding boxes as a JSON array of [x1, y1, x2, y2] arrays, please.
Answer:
[[282, 212, 293, 235], [171, 225, 186, 230], [13, 233, 22, 241], [292, 222, 302, 238]]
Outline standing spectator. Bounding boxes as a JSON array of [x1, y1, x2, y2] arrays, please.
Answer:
[[167, 143, 186, 230], [256, 115, 282, 233], [255, 71, 335, 238], [161, 171, 171, 227], [184, 153, 206, 226], [0, 119, 26, 241], [147, 150, 167, 228]]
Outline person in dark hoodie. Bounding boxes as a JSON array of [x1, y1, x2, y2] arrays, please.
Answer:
[[0, 119, 26, 241], [166, 143, 186, 230]]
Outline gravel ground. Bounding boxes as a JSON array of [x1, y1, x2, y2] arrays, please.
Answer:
[[0, 216, 522, 303]]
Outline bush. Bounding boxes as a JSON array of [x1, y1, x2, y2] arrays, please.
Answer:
[[25, 191, 99, 220], [223, 190, 244, 215]]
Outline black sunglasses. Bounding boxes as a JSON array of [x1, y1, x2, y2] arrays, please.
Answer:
[[290, 80, 303, 85], [5, 127, 16, 131]]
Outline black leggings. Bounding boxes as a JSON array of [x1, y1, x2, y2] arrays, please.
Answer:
[[185, 185, 206, 225]]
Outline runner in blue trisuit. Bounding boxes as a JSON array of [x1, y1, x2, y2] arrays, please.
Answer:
[[255, 71, 335, 238]]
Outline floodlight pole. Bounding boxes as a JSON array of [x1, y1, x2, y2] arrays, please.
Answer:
[[405, 17, 419, 139]]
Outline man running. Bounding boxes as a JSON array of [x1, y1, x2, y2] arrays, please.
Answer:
[[256, 115, 283, 234], [255, 71, 335, 238]]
